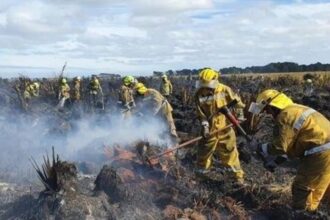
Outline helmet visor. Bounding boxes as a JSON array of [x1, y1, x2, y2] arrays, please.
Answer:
[[195, 80, 218, 89]]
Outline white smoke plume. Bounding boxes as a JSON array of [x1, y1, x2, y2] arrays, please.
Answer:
[[0, 111, 172, 183]]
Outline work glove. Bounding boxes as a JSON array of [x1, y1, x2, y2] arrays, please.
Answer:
[[201, 121, 210, 139], [256, 143, 288, 172], [236, 108, 245, 121]]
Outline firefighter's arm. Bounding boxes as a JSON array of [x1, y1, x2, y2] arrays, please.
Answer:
[[194, 94, 210, 138], [225, 87, 245, 120], [194, 94, 208, 122], [257, 120, 294, 172], [99, 83, 103, 95], [197, 104, 210, 138], [152, 95, 163, 115], [33, 88, 39, 97], [268, 121, 296, 156]]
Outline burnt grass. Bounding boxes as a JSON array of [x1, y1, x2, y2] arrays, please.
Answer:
[[0, 74, 330, 219]]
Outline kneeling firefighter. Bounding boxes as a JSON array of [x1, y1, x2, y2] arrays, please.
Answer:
[[249, 89, 330, 212], [194, 68, 245, 184]]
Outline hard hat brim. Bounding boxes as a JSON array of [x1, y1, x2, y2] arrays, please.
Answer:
[[195, 80, 218, 89]]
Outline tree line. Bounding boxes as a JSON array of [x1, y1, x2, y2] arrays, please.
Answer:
[[153, 62, 330, 76]]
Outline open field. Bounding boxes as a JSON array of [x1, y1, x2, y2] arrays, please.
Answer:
[[0, 72, 329, 219]]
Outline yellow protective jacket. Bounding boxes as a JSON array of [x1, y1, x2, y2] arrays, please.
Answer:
[[269, 104, 330, 158], [139, 88, 173, 115], [59, 83, 70, 98], [119, 85, 134, 107], [23, 84, 39, 99], [89, 78, 102, 93], [160, 78, 173, 96], [72, 80, 81, 100], [195, 83, 245, 131]]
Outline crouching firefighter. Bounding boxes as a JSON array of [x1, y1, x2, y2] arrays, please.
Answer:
[[194, 68, 245, 185], [249, 89, 330, 212], [134, 82, 178, 141]]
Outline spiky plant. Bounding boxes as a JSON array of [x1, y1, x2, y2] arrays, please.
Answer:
[[30, 147, 60, 193]]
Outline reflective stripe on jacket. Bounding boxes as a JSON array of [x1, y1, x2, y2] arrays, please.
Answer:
[[270, 104, 330, 158]]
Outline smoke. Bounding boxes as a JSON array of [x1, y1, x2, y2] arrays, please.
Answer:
[[0, 110, 172, 183]]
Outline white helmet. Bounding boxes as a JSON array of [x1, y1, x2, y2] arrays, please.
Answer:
[[33, 82, 40, 89]]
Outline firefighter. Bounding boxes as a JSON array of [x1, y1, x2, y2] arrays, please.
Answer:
[[23, 82, 40, 109], [72, 76, 82, 102], [119, 76, 137, 118], [160, 74, 173, 98], [194, 68, 245, 184], [134, 82, 178, 139], [88, 75, 104, 110], [304, 78, 314, 96], [249, 89, 330, 212], [57, 78, 70, 109]]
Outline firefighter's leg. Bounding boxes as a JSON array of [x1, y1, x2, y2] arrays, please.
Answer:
[[59, 97, 67, 108], [216, 128, 244, 182], [197, 136, 218, 170], [165, 110, 178, 137], [292, 151, 330, 211], [123, 110, 132, 119]]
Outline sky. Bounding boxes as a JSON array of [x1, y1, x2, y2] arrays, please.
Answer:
[[0, 0, 329, 77]]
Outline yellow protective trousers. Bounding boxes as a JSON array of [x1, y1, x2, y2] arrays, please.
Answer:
[[197, 127, 244, 180], [292, 150, 330, 211]]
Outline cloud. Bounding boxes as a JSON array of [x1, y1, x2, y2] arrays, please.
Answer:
[[132, 0, 213, 15], [0, 0, 330, 77]]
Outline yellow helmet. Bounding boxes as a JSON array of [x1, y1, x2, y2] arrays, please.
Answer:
[[256, 89, 293, 110], [196, 68, 219, 89], [61, 78, 67, 84], [135, 82, 148, 95], [33, 82, 40, 89], [123, 75, 135, 86]]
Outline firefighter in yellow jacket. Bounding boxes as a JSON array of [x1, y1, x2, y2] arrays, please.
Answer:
[[23, 82, 40, 109], [135, 83, 178, 138], [160, 74, 173, 97], [195, 68, 245, 184], [119, 76, 137, 118], [249, 89, 330, 212], [88, 75, 104, 109], [72, 76, 82, 102], [57, 78, 70, 109]]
